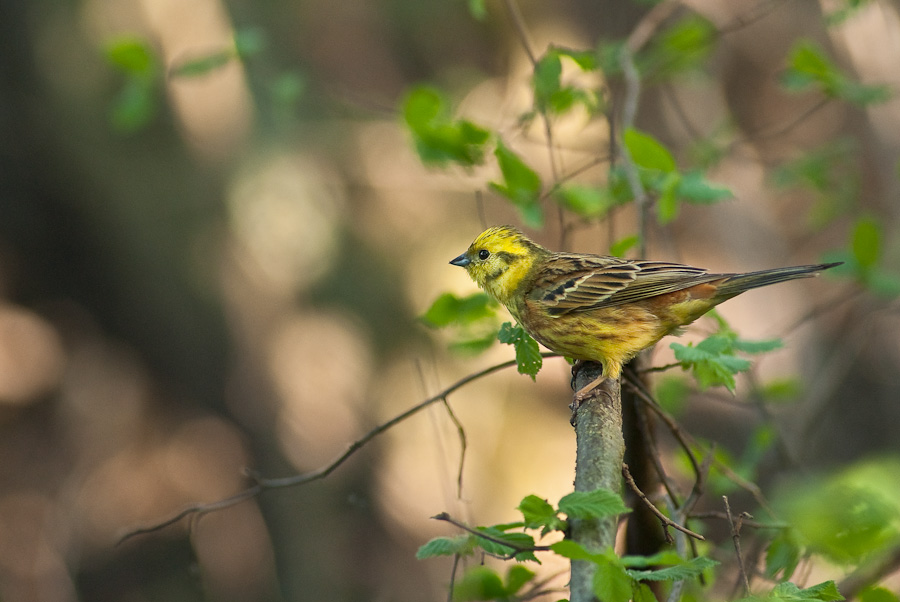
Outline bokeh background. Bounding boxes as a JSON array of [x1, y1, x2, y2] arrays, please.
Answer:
[[1, 0, 899, 600]]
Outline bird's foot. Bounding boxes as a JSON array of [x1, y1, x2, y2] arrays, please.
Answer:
[[569, 373, 608, 426]]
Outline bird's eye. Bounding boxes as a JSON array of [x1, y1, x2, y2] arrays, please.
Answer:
[[478, 249, 490, 260]]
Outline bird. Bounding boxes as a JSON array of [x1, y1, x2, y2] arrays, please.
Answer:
[[449, 225, 840, 402]]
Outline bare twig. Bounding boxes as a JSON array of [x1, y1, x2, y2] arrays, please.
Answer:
[[440, 397, 468, 498], [723, 496, 752, 597], [119, 354, 558, 544], [690, 511, 786, 530], [622, 463, 705, 542]]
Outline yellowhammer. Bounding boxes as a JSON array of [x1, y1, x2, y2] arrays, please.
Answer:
[[450, 225, 840, 401]]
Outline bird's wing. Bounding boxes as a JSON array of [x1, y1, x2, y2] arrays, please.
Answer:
[[531, 255, 722, 315]]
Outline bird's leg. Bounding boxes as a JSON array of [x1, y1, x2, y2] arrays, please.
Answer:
[[569, 361, 609, 425]]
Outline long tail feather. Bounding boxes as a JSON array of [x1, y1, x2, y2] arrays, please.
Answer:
[[715, 262, 842, 298]]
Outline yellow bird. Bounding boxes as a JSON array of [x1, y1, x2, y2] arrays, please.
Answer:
[[450, 225, 840, 400]]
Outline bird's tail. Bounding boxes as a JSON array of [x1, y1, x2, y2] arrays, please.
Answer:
[[715, 262, 842, 299]]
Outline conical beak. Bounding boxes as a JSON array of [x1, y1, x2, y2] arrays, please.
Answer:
[[450, 254, 471, 267]]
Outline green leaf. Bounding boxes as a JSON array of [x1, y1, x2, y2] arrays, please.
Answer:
[[770, 580, 844, 602], [505, 565, 536, 595], [490, 141, 543, 227], [626, 556, 718, 582], [671, 335, 752, 391], [453, 566, 507, 601], [558, 488, 630, 520], [782, 40, 891, 106], [403, 86, 491, 167], [421, 292, 495, 328], [534, 52, 563, 113], [609, 235, 639, 258], [467, 0, 487, 21], [518, 495, 565, 533], [860, 587, 900, 602], [170, 49, 235, 78], [417, 535, 475, 559], [764, 528, 802, 580], [105, 38, 157, 76], [732, 337, 783, 354], [109, 77, 157, 133], [639, 14, 716, 78], [624, 128, 677, 172], [550, 540, 605, 563], [593, 556, 634, 602], [498, 322, 542, 379], [474, 527, 538, 562], [555, 184, 618, 218], [851, 215, 882, 269], [655, 171, 682, 224], [677, 170, 733, 204]]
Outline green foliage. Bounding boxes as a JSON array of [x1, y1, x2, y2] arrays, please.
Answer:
[[765, 528, 803, 580], [609, 234, 640, 258], [860, 587, 900, 602], [623, 128, 732, 224], [453, 565, 536, 601], [497, 322, 542, 379], [489, 141, 544, 226], [737, 580, 844, 602], [421, 292, 499, 354], [671, 330, 782, 391], [104, 37, 161, 132], [403, 87, 491, 166], [639, 14, 717, 79], [824, 215, 900, 298], [782, 40, 891, 106], [554, 184, 622, 219], [772, 458, 900, 566], [557, 488, 631, 520], [517, 495, 566, 535], [422, 292, 496, 328], [532, 47, 600, 116], [772, 139, 859, 227], [417, 534, 475, 559]]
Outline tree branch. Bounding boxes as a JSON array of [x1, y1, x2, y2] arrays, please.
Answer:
[[118, 354, 557, 544]]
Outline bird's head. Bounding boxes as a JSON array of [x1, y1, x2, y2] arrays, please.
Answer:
[[449, 225, 546, 306]]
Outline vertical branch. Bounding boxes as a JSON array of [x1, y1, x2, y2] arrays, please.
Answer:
[[569, 363, 625, 602]]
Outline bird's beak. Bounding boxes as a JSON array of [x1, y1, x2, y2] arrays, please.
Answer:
[[450, 254, 471, 267]]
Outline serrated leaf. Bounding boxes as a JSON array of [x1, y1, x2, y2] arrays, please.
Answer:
[[624, 128, 677, 172], [498, 322, 542, 379], [627, 556, 718, 582], [417, 535, 475, 559], [550, 540, 604, 562], [453, 566, 507, 601], [593, 557, 634, 602], [558, 488, 630, 520], [767, 580, 844, 602], [518, 495, 563, 532]]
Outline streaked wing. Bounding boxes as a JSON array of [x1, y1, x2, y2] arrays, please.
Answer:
[[532, 255, 722, 315], [529, 253, 638, 314]]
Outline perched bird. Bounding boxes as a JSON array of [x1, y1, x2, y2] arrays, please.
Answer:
[[450, 225, 840, 401]]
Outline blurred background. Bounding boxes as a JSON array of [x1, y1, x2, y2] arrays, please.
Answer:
[[1, 0, 899, 600]]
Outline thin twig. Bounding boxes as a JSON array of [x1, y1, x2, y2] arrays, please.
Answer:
[[723, 496, 752, 597], [622, 463, 705, 542], [502, 0, 536, 65], [690, 511, 786, 530], [119, 354, 558, 544], [440, 397, 468, 498], [431, 512, 552, 556]]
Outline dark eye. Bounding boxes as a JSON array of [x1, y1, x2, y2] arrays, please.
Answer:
[[478, 249, 490, 260]]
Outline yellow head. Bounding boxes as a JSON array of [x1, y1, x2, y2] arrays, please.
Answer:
[[449, 226, 547, 307]]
